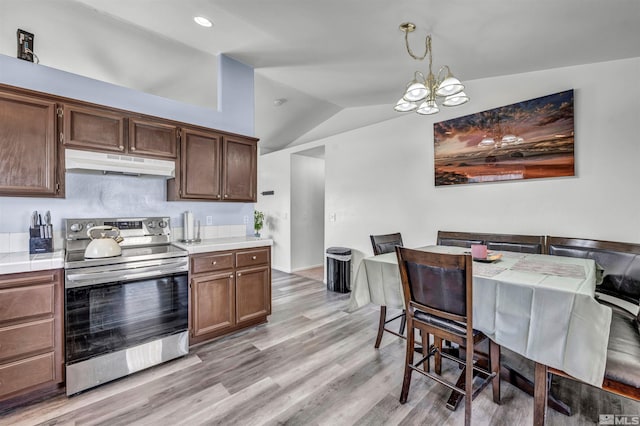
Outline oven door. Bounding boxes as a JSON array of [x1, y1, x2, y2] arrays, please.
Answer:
[[65, 260, 188, 365]]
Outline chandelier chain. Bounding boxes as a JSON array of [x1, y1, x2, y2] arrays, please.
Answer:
[[404, 29, 429, 61]]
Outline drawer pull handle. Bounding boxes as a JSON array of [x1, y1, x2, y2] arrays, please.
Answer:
[[237, 273, 242, 277], [252, 256, 257, 260], [212, 261, 217, 265], [229, 274, 234, 278]]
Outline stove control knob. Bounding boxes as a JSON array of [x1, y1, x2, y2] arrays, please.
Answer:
[[158, 220, 168, 228], [147, 221, 156, 229], [69, 223, 83, 232], [86, 222, 95, 230]]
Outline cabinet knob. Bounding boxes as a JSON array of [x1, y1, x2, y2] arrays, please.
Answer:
[[224, 194, 228, 198], [252, 256, 257, 260], [119, 145, 124, 151], [237, 273, 242, 277], [212, 261, 217, 265], [229, 274, 234, 278], [131, 146, 136, 151]]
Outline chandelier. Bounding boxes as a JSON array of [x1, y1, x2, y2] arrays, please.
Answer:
[[394, 23, 469, 115]]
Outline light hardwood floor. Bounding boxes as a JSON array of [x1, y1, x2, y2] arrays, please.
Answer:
[[1, 270, 638, 425]]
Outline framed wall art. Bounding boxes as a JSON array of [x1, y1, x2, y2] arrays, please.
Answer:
[[433, 90, 574, 186]]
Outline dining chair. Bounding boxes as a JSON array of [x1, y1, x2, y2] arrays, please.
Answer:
[[369, 233, 406, 348], [396, 247, 500, 426]]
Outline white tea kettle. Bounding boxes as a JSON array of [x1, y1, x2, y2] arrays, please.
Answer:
[[84, 225, 124, 258]]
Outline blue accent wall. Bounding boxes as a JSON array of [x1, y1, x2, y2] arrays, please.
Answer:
[[0, 54, 256, 234]]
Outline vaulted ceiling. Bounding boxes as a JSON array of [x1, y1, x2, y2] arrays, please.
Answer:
[[4, 1, 640, 153]]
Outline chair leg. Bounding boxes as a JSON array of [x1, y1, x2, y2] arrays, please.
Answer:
[[399, 316, 415, 404], [434, 336, 443, 375], [490, 340, 501, 404], [421, 331, 430, 372], [399, 309, 406, 335], [374, 305, 387, 348], [464, 339, 473, 426]]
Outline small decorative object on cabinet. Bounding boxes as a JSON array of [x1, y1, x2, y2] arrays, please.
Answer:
[[254, 210, 264, 237]]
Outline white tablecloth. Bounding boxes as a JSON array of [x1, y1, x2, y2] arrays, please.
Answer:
[[348, 245, 612, 388]]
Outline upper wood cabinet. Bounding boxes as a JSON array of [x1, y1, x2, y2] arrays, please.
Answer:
[[62, 104, 125, 153], [129, 117, 178, 159], [222, 136, 257, 202], [0, 91, 62, 197], [168, 128, 258, 202], [62, 104, 178, 159]]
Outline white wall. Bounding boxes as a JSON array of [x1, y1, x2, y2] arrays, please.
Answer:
[[259, 57, 640, 275], [291, 155, 325, 271], [256, 153, 291, 271]]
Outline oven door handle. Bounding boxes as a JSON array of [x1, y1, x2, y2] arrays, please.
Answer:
[[66, 262, 188, 288]]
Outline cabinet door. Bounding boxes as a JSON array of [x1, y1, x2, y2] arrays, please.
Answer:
[[222, 136, 257, 202], [180, 128, 222, 200], [235, 265, 271, 324], [0, 92, 58, 197], [0, 269, 63, 401], [129, 117, 178, 159], [191, 272, 235, 337], [63, 104, 125, 153]]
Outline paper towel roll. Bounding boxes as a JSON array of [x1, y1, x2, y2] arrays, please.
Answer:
[[184, 211, 194, 240]]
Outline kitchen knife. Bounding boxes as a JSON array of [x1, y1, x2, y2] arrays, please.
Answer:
[[31, 211, 38, 229]]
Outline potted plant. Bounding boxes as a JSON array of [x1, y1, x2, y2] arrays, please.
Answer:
[[254, 210, 264, 237]]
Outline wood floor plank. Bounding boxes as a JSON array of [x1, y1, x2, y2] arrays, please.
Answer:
[[1, 269, 638, 425]]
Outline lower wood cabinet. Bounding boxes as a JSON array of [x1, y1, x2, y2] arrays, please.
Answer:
[[0, 269, 63, 401], [189, 246, 271, 345]]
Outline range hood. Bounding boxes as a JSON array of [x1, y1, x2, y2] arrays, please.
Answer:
[[65, 149, 175, 177]]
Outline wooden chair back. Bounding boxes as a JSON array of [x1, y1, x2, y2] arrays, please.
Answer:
[[370, 232, 404, 255], [437, 230, 546, 254], [396, 247, 473, 330]]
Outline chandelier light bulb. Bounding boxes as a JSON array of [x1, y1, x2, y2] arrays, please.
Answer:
[[416, 99, 440, 115], [442, 92, 470, 107], [394, 98, 418, 112]]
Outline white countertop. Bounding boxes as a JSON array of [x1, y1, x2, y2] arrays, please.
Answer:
[[0, 237, 272, 274], [172, 236, 273, 254], [0, 250, 65, 274]]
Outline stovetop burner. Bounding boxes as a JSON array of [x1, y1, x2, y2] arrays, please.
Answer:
[[64, 216, 188, 269], [65, 244, 188, 269]]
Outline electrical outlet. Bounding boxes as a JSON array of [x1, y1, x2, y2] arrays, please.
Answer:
[[17, 29, 34, 62], [206, 215, 213, 226], [244, 215, 249, 224], [330, 213, 336, 222]]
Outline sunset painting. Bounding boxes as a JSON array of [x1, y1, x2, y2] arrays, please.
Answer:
[[433, 90, 574, 186]]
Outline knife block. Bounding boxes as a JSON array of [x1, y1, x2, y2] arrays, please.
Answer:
[[29, 227, 53, 254]]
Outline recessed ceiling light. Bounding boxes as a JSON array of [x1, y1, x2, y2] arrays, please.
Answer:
[[194, 16, 213, 27]]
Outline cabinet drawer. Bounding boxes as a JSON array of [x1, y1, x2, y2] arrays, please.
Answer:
[[191, 252, 234, 274], [236, 248, 270, 268], [0, 284, 55, 323], [0, 319, 54, 362], [0, 352, 55, 398]]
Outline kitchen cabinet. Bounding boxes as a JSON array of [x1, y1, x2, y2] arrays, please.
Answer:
[[62, 104, 178, 159], [222, 136, 257, 202], [0, 89, 62, 197], [128, 117, 178, 159], [170, 127, 222, 200], [0, 269, 64, 401], [167, 129, 258, 202], [189, 246, 271, 345]]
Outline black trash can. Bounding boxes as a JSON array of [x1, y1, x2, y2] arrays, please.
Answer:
[[326, 247, 352, 293]]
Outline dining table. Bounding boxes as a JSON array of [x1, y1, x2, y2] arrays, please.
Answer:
[[348, 245, 613, 421]]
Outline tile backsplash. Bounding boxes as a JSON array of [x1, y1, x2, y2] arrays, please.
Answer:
[[0, 225, 247, 253]]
